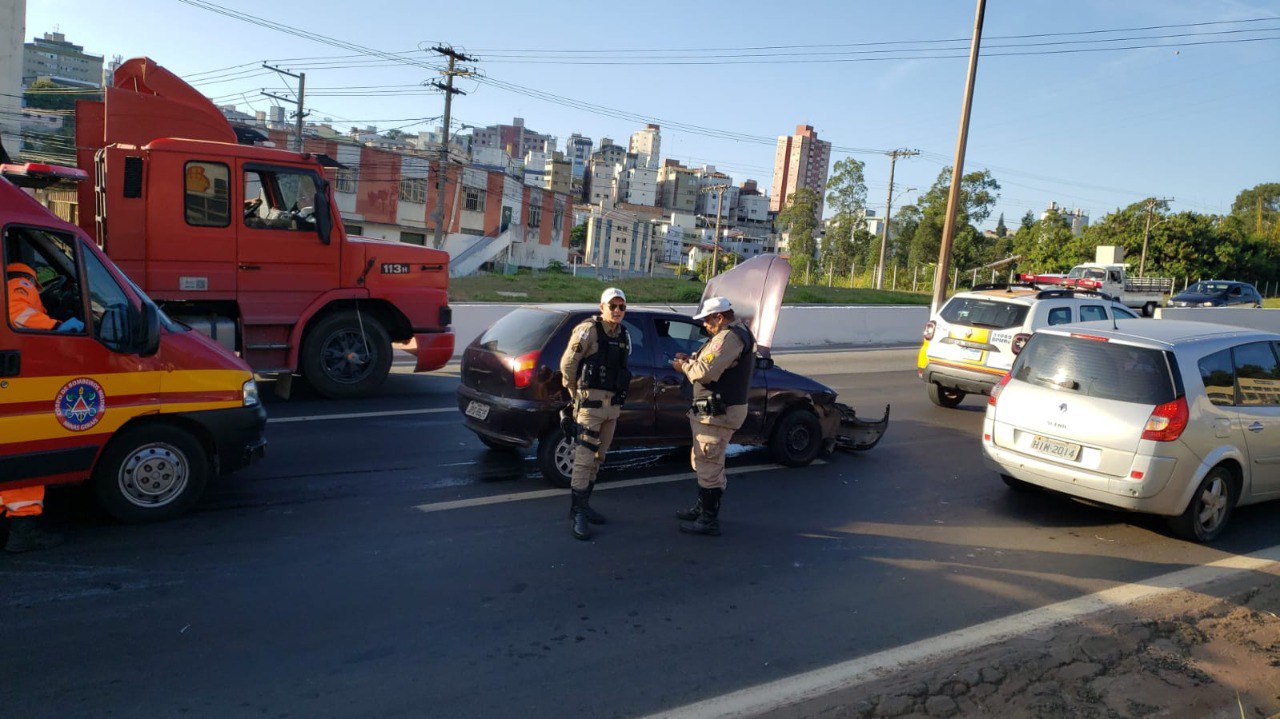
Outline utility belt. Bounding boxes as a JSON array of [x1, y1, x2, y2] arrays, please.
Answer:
[[579, 394, 623, 409], [691, 394, 727, 418]]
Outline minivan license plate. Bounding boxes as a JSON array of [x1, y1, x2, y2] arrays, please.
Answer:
[[1031, 435, 1081, 461], [465, 401, 490, 421]]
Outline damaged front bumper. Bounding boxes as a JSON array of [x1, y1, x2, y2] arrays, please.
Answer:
[[832, 402, 890, 451]]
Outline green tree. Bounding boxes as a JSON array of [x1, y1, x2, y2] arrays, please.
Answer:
[[821, 158, 869, 275], [569, 222, 588, 252], [1011, 210, 1087, 273], [905, 167, 1000, 274], [695, 251, 740, 281], [23, 78, 99, 112], [995, 213, 1007, 238], [776, 188, 820, 279], [825, 157, 868, 217], [1230, 182, 1280, 241]]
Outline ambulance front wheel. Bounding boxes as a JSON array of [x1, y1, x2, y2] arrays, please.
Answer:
[[93, 425, 210, 523], [301, 310, 392, 399]]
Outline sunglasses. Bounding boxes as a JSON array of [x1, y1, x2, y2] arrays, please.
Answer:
[[607, 303, 627, 311]]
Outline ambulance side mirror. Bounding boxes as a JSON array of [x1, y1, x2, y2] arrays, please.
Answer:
[[137, 301, 161, 357]]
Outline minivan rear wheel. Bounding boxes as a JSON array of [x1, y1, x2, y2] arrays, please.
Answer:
[[927, 383, 966, 408], [1167, 465, 1236, 543], [537, 426, 574, 488]]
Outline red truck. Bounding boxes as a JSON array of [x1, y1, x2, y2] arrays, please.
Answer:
[[73, 57, 453, 398]]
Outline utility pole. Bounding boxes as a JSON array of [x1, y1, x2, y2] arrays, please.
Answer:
[[875, 148, 918, 289], [261, 64, 308, 153], [429, 45, 477, 249], [932, 0, 986, 314], [1139, 196, 1173, 277], [700, 184, 729, 276]]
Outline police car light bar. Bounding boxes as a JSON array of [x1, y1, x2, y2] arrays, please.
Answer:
[[0, 162, 89, 186]]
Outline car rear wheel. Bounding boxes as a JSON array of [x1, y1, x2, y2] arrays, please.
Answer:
[[927, 383, 966, 408], [92, 425, 210, 523], [1167, 465, 1236, 542], [537, 427, 574, 488], [1142, 301, 1158, 317], [769, 408, 823, 467]]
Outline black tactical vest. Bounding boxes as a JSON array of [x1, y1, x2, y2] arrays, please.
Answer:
[[695, 324, 755, 406], [578, 318, 631, 394]]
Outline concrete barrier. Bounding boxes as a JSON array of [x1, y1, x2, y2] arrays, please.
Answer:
[[1154, 307, 1280, 333], [449, 303, 929, 357]]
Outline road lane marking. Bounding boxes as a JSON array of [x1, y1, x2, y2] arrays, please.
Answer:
[[413, 461, 824, 514], [643, 543, 1280, 719], [269, 407, 455, 424]]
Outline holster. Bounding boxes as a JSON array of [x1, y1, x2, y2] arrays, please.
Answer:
[[560, 404, 577, 440], [691, 394, 726, 418]]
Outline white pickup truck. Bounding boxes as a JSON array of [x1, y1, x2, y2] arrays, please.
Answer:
[[1052, 263, 1173, 316]]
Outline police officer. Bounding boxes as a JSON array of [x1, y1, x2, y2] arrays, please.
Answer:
[[558, 287, 631, 540], [670, 296, 755, 536]]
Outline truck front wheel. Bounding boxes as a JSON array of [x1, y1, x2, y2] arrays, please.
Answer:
[[302, 310, 392, 399], [92, 425, 210, 523]]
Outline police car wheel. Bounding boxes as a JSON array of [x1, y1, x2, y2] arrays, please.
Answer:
[[536, 427, 573, 488], [769, 408, 823, 467], [927, 383, 966, 408], [92, 425, 210, 523], [301, 310, 392, 399]]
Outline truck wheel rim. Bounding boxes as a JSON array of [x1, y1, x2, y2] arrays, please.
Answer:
[[321, 329, 377, 384], [118, 443, 188, 508], [555, 437, 575, 480]]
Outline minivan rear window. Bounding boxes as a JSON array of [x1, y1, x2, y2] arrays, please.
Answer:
[[1012, 334, 1176, 405], [475, 309, 564, 356], [940, 297, 1028, 330]]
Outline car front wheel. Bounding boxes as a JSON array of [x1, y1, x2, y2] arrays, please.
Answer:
[[92, 425, 210, 523], [769, 408, 823, 467], [537, 426, 574, 488], [1167, 465, 1236, 542], [927, 383, 966, 408]]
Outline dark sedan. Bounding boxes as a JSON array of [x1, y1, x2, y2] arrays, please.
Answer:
[[456, 306, 888, 486], [1168, 280, 1263, 308]]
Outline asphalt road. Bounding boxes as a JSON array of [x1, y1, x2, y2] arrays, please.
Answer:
[[4, 348, 1280, 718]]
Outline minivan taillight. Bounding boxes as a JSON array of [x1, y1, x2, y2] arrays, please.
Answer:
[[507, 350, 541, 388], [923, 321, 936, 341], [1011, 333, 1031, 355], [1141, 397, 1189, 441], [988, 373, 1012, 407]]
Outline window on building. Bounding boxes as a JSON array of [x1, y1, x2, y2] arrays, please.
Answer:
[[465, 188, 486, 212], [400, 231, 426, 246], [336, 167, 358, 194], [183, 161, 230, 227], [528, 205, 541, 229], [553, 209, 564, 232], [399, 177, 427, 203]]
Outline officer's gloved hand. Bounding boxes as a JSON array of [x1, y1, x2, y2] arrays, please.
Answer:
[[560, 406, 577, 441], [56, 317, 85, 333]]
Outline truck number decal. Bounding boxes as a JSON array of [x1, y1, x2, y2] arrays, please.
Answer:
[[381, 263, 411, 275], [179, 276, 209, 291]]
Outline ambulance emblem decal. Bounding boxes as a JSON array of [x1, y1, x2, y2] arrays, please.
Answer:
[[55, 378, 106, 431]]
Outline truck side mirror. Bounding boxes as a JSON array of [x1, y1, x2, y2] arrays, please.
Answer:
[[138, 301, 161, 357], [314, 187, 333, 245]]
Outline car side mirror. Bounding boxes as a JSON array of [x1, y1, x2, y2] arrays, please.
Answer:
[[756, 355, 775, 370], [138, 301, 161, 357], [313, 186, 333, 245]]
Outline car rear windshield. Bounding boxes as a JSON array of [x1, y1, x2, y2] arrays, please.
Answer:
[[475, 309, 565, 356], [940, 297, 1029, 330], [1012, 334, 1176, 405]]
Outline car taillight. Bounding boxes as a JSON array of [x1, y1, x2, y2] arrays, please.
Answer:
[[1141, 397, 1189, 441], [507, 350, 540, 388], [988, 373, 1012, 407], [1011, 333, 1031, 355], [923, 321, 936, 341]]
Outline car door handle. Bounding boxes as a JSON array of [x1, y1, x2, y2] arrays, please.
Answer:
[[239, 264, 261, 271], [1248, 422, 1265, 433], [0, 349, 19, 378]]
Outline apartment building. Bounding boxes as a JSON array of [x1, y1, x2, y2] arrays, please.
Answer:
[[769, 124, 832, 219], [658, 160, 698, 213], [628, 124, 661, 170], [471, 117, 554, 159], [585, 206, 661, 275], [22, 31, 103, 88]]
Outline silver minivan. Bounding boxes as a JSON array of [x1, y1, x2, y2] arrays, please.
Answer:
[[983, 320, 1280, 541]]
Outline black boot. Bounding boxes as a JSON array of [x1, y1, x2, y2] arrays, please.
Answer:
[[4, 516, 64, 553], [580, 484, 607, 525], [679, 488, 722, 536], [569, 490, 592, 540], [675, 493, 702, 521]]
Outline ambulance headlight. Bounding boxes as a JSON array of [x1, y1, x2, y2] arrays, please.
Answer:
[[242, 379, 261, 407]]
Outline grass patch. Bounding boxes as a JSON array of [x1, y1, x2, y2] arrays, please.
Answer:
[[450, 271, 931, 305]]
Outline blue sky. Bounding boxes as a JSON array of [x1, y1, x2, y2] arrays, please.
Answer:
[[24, 0, 1280, 229]]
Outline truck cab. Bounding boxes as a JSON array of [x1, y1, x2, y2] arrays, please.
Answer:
[[75, 58, 454, 398], [1, 163, 266, 522]]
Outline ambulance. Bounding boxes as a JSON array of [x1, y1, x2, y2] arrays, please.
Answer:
[[1, 162, 266, 522]]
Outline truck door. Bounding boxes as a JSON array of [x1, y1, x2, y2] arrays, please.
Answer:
[[236, 162, 339, 324], [1, 225, 162, 488]]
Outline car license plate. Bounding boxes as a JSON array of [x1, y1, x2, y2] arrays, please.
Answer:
[[955, 345, 983, 361], [465, 400, 490, 421], [1030, 435, 1081, 461]]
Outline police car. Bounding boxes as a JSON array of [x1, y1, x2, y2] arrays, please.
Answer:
[[917, 284, 1141, 408]]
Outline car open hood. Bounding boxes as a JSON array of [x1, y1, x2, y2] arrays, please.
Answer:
[[701, 253, 791, 356]]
